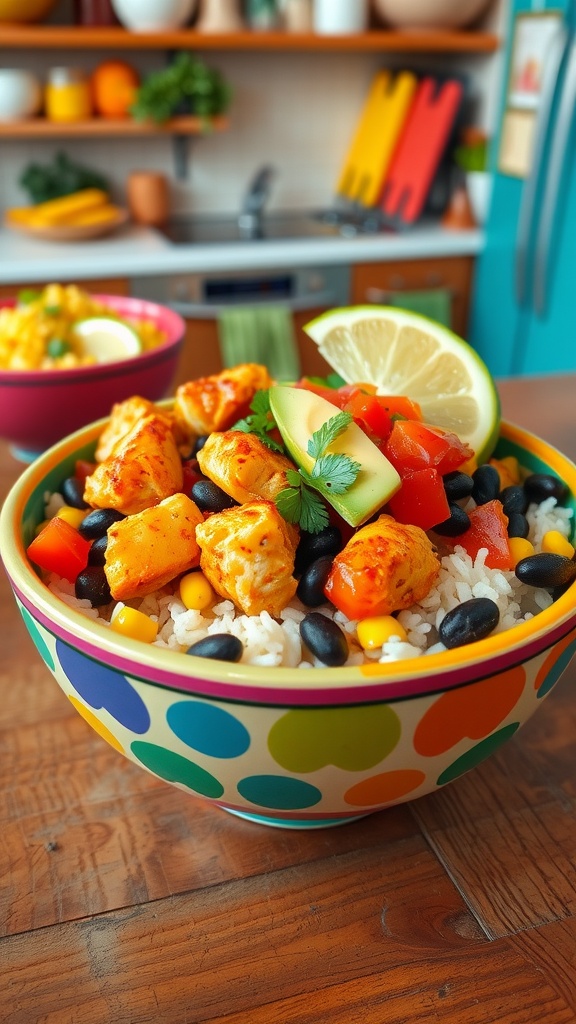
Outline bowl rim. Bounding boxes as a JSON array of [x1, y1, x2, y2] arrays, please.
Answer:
[[2, 415, 576, 706], [0, 293, 185, 383]]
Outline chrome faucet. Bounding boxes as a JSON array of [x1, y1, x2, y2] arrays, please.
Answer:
[[238, 165, 276, 238]]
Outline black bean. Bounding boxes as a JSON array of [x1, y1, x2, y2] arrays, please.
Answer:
[[60, 476, 90, 510], [294, 525, 343, 575], [75, 566, 112, 607], [443, 471, 474, 502], [191, 480, 237, 514], [88, 535, 109, 566], [499, 485, 528, 516], [192, 435, 210, 457], [186, 634, 243, 662], [471, 464, 500, 505], [507, 512, 530, 539], [433, 503, 471, 537], [79, 507, 125, 540], [438, 598, 500, 649], [296, 554, 334, 607], [524, 473, 569, 506], [300, 612, 349, 666], [515, 553, 576, 589]]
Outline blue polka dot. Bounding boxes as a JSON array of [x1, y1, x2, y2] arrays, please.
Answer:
[[237, 775, 322, 810], [166, 700, 250, 758], [56, 640, 150, 734], [21, 607, 55, 671]]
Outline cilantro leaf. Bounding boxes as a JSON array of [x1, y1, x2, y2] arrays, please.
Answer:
[[307, 411, 352, 459], [275, 482, 329, 534], [233, 389, 286, 454], [311, 454, 360, 493]]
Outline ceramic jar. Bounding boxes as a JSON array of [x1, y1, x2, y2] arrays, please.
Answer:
[[111, 0, 197, 30], [312, 0, 368, 34], [195, 0, 244, 32], [0, 69, 42, 122]]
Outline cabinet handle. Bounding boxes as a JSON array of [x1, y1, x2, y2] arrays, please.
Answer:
[[365, 286, 456, 303]]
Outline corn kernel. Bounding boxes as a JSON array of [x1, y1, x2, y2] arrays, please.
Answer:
[[179, 571, 215, 611], [356, 615, 408, 650], [110, 605, 158, 644], [508, 537, 535, 567], [541, 530, 575, 559], [57, 505, 87, 530]]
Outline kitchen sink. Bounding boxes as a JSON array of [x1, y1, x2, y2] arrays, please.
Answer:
[[160, 209, 393, 245]]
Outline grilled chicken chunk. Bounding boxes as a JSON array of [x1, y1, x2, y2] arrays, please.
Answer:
[[324, 513, 440, 620], [84, 413, 183, 515], [95, 395, 160, 462], [195, 500, 298, 617], [197, 429, 295, 505], [105, 492, 204, 601], [174, 363, 273, 443]]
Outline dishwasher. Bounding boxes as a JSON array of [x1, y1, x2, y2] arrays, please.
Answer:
[[131, 264, 351, 385]]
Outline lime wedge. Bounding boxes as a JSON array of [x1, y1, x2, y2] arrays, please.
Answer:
[[304, 305, 501, 465], [72, 317, 142, 364]]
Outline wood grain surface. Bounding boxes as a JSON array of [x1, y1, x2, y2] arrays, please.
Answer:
[[1, 373, 576, 1023]]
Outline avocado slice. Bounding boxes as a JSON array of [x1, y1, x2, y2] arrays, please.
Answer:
[[269, 385, 401, 528]]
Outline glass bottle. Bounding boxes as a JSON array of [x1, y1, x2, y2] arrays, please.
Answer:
[[45, 68, 92, 122]]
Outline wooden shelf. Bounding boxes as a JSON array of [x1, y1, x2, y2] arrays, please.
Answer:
[[0, 115, 228, 138], [0, 26, 500, 53]]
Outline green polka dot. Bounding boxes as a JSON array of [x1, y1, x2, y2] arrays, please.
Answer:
[[237, 774, 322, 810], [268, 705, 401, 773], [20, 607, 55, 671], [131, 741, 224, 798], [436, 723, 520, 786]]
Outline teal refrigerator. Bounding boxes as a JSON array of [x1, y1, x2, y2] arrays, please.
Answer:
[[469, 0, 576, 376]]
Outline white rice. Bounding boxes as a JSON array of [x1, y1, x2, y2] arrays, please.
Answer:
[[43, 496, 573, 669]]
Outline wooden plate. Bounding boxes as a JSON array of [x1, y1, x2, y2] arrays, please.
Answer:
[[4, 208, 130, 241]]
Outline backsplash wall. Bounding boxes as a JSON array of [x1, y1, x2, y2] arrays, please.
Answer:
[[0, 46, 499, 220]]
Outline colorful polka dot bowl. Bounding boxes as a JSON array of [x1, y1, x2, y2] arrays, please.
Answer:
[[2, 417, 576, 830], [0, 295, 185, 463]]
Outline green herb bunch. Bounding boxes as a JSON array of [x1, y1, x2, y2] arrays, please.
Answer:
[[19, 151, 109, 205], [131, 52, 232, 125]]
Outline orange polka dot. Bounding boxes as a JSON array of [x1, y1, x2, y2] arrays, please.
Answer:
[[413, 666, 526, 757], [345, 769, 426, 806], [69, 695, 125, 753]]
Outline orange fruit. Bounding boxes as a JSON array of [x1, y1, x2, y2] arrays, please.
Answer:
[[91, 60, 140, 119]]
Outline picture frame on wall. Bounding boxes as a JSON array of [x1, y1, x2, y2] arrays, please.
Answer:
[[498, 10, 563, 178]]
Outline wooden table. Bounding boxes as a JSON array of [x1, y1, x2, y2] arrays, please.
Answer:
[[2, 374, 576, 1024]]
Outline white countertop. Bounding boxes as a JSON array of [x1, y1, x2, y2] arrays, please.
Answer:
[[0, 223, 484, 284]]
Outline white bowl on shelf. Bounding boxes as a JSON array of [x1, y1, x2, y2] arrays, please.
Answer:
[[111, 0, 197, 31], [0, 69, 42, 122], [372, 0, 494, 30]]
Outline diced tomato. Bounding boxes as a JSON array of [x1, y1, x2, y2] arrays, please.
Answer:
[[27, 516, 92, 583], [74, 459, 96, 483], [384, 419, 473, 475], [294, 378, 346, 408], [341, 388, 393, 446], [386, 468, 450, 532], [181, 458, 204, 494], [453, 499, 512, 570], [373, 395, 423, 422]]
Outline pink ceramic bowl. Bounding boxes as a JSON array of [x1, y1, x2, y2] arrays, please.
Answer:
[[0, 294, 185, 460]]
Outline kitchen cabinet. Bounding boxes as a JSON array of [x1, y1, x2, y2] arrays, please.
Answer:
[[351, 256, 475, 338], [0, 277, 129, 298]]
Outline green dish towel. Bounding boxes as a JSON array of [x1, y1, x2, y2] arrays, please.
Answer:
[[386, 288, 452, 328], [217, 305, 301, 381]]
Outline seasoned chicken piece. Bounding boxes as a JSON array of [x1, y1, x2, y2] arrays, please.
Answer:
[[84, 413, 183, 515], [324, 514, 440, 620], [197, 429, 295, 505], [105, 492, 203, 601], [174, 363, 273, 443], [195, 500, 298, 617], [95, 395, 159, 462]]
